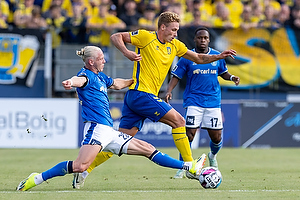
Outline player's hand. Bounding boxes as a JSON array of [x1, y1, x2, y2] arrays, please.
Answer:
[[124, 50, 142, 61], [231, 76, 240, 86], [220, 49, 236, 59], [62, 79, 73, 90], [164, 92, 172, 104]]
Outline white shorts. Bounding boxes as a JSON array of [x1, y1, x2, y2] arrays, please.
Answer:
[[185, 106, 223, 130], [81, 122, 133, 156]]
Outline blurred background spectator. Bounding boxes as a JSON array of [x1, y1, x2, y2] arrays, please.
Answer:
[[193, 0, 212, 22], [293, 0, 300, 9], [276, 3, 291, 26], [240, 3, 258, 31], [223, 0, 244, 28], [25, 5, 47, 29], [258, 4, 281, 29], [166, 2, 192, 26], [118, 0, 142, 31], [13, 0, 35, 28], [41, 0, 72, 18], [138, 5, 157, 30], [288, 6, 300, 29], [251, 0, 265, 24], [86, 2, 126, 61], [186, 8, 212, 27], [61, 3, 88, 44], [45, 4, 66, 48], [0, 0, 9, 28], [211, 2, 235, 28], [0, 0, 9, 24]]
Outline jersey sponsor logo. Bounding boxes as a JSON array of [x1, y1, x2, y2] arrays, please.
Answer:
[[167, 47, 171, 55], [210, 69, 217, 74], [186, 116, 195, 125], [100, 85, 107, 92], [131, 30, 139, 35], [193, 69, 217, 74], [193, 69, 200, 74]]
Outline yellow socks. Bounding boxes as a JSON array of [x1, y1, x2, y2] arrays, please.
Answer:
[[87, 151, 114, 173], [172, 127, 193, 162]]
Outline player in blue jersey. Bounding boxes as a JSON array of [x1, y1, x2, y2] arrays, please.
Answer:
[[16, 46, 207, 191], [72, 11, 237, 189], [165, 27, 240, 179]]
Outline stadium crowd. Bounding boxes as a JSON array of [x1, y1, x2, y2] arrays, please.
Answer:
[[1, 0, 300, 46]]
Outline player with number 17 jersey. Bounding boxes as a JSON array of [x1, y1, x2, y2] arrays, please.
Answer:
[[171, 47, 228, 109]]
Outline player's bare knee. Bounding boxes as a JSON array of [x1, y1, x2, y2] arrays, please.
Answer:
[[211, 135, 222, 144], [173, 115, 185, 128]]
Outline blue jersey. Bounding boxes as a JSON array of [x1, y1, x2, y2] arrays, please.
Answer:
[[76, 67, 114, 127], [171, 48, 227, 108]]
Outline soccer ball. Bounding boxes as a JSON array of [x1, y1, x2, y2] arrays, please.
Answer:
[[199, 167, 222, 189]]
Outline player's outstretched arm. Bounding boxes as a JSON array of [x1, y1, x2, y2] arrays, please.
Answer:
[[110, 78, 134, 90], [62, 76, 88, 90], [183, 49, 236, 64]]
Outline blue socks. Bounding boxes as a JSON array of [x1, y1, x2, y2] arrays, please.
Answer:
[[210, 140, 223, 155], [41, 161, 73, 181], [149, 150, 184, 169]]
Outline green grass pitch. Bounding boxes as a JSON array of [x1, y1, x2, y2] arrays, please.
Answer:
[[0, 148, 300, 200]]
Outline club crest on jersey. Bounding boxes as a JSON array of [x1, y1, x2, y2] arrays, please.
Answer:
[[211, 61, 217, 66], [167, 47, 171, 54]]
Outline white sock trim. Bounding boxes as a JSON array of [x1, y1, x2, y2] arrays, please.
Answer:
[[34, 174, 44, 185], [82, 170, 89, 178], [209, 152, 217, 160], [183, 161, 192, 171]]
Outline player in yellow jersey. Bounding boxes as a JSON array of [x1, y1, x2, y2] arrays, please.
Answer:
[[72, 11, 236, 189]]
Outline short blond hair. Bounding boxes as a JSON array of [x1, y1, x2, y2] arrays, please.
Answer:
[[157, 11, 180, 29], [76, 46, 101, 62]]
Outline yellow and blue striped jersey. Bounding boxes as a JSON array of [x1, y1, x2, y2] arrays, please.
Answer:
[[129, 30, 188, 96]]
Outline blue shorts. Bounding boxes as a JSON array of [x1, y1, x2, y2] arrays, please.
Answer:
[[119, 90, 172, 130]]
